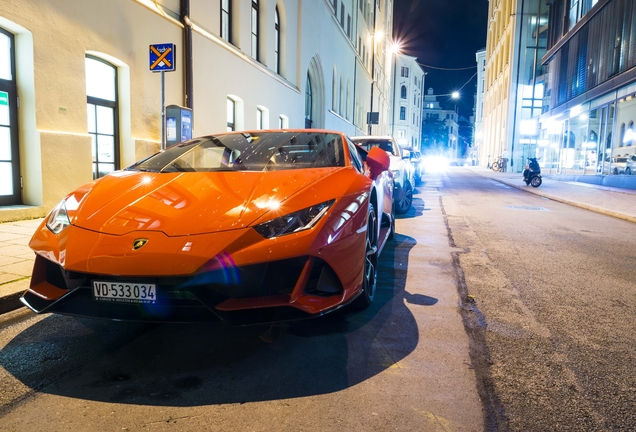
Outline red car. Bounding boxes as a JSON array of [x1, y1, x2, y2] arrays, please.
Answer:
[[22, 130, 394, 325]]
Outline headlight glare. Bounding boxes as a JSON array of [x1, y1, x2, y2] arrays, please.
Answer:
[[254, 199, 335, 238], [46, 200, 71, 234]]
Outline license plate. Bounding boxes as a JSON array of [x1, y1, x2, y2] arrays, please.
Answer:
[[93, 281, 157, 304]]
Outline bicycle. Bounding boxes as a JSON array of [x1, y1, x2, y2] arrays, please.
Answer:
[[491, 156, 505, 172]]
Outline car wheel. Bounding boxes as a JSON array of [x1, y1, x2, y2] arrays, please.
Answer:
[[626, 167, 632, 175], [530, 176, 542, 187], [353, 203, 378, 309], [395, 180, 413, 214], [613, 167, 618, 175]]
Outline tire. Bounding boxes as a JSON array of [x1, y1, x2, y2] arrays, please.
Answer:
[[492, 162, 500, 172], [395, 180, 413, 214], [353, 203, 378, 309], [530, 176, 542, 187], [626, 167, 632, 175], [613, 168, 618, 175]]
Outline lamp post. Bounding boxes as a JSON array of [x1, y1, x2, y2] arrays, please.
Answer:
[[451, 91, 460, 160]]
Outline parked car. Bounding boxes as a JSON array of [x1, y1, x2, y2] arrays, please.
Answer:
[[601, 156, 628, 174], [350, 135, 414, 214], [21, 130, 395, 324], [625, 155, 636, 175], [406, 149, 423, 184]]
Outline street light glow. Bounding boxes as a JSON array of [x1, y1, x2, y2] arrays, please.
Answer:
[[390, 42, 402, 54], [451, 91, 460, 99]]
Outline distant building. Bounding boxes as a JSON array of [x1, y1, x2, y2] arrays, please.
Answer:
[[0, 0, 394, 221], [388, 54, 425, 151], [481, 0, 548, 172], [422, 88, 459, 157], [540, 0, 636, 179]]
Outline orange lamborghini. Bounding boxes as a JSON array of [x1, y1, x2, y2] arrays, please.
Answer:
[[21, 130, 395, 325]]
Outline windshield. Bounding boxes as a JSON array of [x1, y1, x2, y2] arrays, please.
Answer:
[[351, 139, 400, 157], [128, 132, 345, 173]]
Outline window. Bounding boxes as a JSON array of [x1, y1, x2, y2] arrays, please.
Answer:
[[227, 98, 235, 131], [221, 0, 231, 43], [256, 108, 263, 129], [274, 7, 280, 74], [400, 85, 407, 99], [397, 130, 405, 138], [279, 114, 289, 129], [0, 28, 20, 204], [401, 67, 409, 77], [340, 4, 345, 27], [305, 75, 313, 128], [399, 106, 406, 120], [347, 15, 351, 38], [251, 0, 259, 61], [333, 0, 338, 13], [627, 121, 634, 146], [346, 139, 364, 173], [86, 56, 118, 180]]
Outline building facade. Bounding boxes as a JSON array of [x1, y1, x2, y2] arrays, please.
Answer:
[[481, 0, 548, 172], [421, 88, 459, 157], [472, 48, 486, 164], [0, 0, 394, 222], [388, 54, 425, 151], [539, 0, 636, 180]]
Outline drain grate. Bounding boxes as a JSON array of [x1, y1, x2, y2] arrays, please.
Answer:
[[505, 205, 549, 211]]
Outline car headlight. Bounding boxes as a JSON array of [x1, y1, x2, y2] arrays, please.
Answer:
[[392, 169, 401, 182], [254, 199, 335, 238], [46, 200, 71, 234]]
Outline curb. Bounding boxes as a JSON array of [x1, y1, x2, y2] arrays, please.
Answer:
[[0, 291, 24, 315]]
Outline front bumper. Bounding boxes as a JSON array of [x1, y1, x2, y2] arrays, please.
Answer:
[[22, 254, 351, 326]]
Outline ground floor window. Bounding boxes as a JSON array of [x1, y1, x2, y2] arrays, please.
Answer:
[[0, 27, 20, 205], [537, 87, 636, 176], [86, 56, 118, 179]]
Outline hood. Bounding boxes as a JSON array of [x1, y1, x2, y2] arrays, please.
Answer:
[[71, 169, 340, 236]]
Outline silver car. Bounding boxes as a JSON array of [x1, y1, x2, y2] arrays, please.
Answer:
[[350, 136, 414, 214], [625, 155, 636, 175]]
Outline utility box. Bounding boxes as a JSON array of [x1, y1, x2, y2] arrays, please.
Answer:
[[166, 105, 193, 147]]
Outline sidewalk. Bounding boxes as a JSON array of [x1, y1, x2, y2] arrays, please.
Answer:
[[2, 170, 636, 316], [0, 218, 43, 314], [468, 166, 636, 224]]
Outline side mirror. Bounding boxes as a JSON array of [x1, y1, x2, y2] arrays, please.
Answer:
[[366, 147, 391, 179]]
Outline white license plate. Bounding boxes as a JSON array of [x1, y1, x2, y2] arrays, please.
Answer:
[[93, 281, 157, 304]]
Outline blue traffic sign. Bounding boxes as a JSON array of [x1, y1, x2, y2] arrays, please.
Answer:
[[149, 43, 175, 72]]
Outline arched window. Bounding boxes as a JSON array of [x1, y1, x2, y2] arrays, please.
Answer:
[[400, 85, 407, 99], [251, 0, 259, 61], [227, 98, 235, 131], [0, 27, 20, 204], [86, 56, 118, 179], [627, 121, 634, 146], [305, 75, 313, 128], [220, 0, 231, 43], [274, 7, 280, 74]]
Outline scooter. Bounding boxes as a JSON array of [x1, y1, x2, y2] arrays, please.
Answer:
[[523, 157, 542, 187]]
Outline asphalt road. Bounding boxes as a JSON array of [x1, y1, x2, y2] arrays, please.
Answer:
[[0, 176, 482, 432], [441, 168, 636, 431]]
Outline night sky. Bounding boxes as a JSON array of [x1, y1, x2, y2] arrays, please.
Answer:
[[393, 0, 489, 117]]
